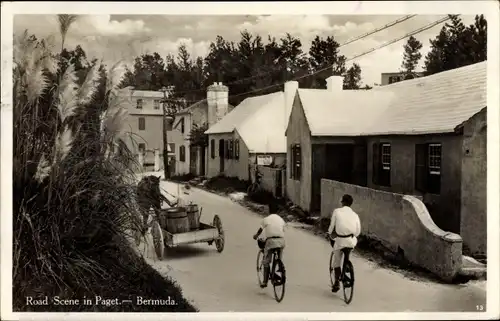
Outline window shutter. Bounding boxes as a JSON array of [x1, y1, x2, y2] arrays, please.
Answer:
[[372, 143, 380, 185], [415, 144, 427, 192]]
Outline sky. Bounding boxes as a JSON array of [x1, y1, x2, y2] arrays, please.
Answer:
[[13, 13, 477, 88]]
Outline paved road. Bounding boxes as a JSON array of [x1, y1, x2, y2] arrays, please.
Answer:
[[139, 177, 486, 312]]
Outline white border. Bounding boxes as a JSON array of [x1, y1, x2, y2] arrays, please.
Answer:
[[1, 1, 499, 320]]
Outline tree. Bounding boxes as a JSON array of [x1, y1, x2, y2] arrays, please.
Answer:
[[423, 26, 451, 75], [119, 52, 167, 91], [424, 15, 487, 76], [187, 123, 209, 147], [308, 35, 346, 88], [343, 63, 362, 89], [278, 33, 309, 83], [401, 36, 423, 80]]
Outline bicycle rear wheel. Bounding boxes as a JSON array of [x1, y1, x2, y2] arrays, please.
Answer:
[[272, 255, 286, 302], [342, 260, 355, 304], [256, 250, 265, 286]]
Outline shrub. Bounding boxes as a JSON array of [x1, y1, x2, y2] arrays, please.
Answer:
[[12, 29, 196, 312], [205, 175, 249, 193]]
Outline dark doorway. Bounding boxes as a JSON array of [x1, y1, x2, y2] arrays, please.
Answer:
[[275, 169, 283, 198], [311, 144, 355, 213], [219, 139, 225, 173], [325, 144, 354, 183], [200, 146, 206, 176]]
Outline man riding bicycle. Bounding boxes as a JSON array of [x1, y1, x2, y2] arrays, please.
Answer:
[[253, 202, 286, 288], [327, 194, 361, 293]]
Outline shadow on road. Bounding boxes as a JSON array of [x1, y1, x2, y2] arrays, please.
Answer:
[[163, 245, 215, 259]]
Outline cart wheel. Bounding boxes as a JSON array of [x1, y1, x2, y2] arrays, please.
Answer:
[[213, 215, 225, 253], [151, 220, 165, 261]]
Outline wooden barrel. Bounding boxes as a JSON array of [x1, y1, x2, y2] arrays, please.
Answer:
[[185, 204, 200, 230], [160, 207, 190, 234]]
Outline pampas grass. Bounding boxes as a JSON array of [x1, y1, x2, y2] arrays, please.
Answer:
[[13, 31, 197, 312]]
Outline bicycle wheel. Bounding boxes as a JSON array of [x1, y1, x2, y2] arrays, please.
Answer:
[[272, 255, 286, 302], [329, 251, 335, 288], [342, 260, 355, 304], [256, 250, 265, 286]]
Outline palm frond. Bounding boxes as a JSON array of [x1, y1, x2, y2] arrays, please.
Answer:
[[25, 58, 49, 102], [34, 153, 51, 183], [54, 126, 74, 164], [77, 64, 100, 105], [106, 61, 125, 95], [56, 64, 78, 123], [57, 14, 78, 49]]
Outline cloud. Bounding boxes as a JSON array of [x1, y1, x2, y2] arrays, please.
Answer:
[[12, 14, 480, 87], [73, 15, 151, 36]]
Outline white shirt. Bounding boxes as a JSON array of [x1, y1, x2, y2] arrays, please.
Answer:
[[260, 214, 286, 240], [328, 206, 361, 250]]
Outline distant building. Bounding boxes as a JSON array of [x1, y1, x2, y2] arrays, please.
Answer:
[[170, 82, 234, 177], [118, 88, 175, 168], [380, 71, 424, 86]]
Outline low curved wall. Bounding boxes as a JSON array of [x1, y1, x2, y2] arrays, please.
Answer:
[[321, 179, 462, 281]]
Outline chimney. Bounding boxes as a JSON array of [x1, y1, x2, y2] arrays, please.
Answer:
[[284, 81, 299, 131], [207, 82, 229, 127], [326, 75, 344, 91]]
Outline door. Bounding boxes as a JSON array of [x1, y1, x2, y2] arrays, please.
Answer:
[[189, 146, 197, 175], [219, 139, 225, 173]]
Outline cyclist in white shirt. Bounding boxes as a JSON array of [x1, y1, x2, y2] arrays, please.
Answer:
[[327, 194, 361, 293], [253, 202, 286, 288]]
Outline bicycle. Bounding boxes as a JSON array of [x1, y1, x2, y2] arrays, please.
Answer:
[[256, 240, 286, 302], [247, 166, 263, 196], [329, 243, 355, 304]]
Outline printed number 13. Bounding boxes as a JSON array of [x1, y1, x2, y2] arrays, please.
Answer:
[[476, 305, 485, 311]]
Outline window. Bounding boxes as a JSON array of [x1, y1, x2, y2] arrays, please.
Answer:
[[181, 118, 185, 134], [153, 100, 160, 109], [136, 99, 143, 109], [179, 145, 186, 162], [234, 139, 240, 160], [372, 143, 391, 187], [138, 117, 145, 130], [228, 140, 233, 159], [290, 144, 301, 180], [168, 143, 175, 154], [388, 76, 402, 84], [138, 143, 145, 153], [415, 143, 441, 194], [210, 139, 215, 159]]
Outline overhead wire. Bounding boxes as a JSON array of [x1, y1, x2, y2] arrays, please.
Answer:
[[158, 15, 455, 105], [163, 14, 419, 96]]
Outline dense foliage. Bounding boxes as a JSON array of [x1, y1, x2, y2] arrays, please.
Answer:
[[12, 16, 196, 311]]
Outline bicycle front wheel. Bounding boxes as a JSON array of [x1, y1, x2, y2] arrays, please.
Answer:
[[342, 260, 355, 304], [272, 258, 286, 302], [329, 251, 335, 288], [256, 250, 265, 286]]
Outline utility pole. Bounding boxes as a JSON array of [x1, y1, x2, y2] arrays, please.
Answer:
[[160, 86, 173, 180]]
